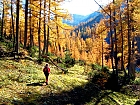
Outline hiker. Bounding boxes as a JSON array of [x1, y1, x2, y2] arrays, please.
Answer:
[[43, 63, 50, 85]]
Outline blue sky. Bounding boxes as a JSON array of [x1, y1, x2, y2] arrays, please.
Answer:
[[62, 0, 112, 16]]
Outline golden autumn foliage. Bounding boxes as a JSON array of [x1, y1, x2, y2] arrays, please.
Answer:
[[1, 0, 140, 69]]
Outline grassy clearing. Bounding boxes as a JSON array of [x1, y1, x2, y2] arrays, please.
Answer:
[[0, 59, 139, 105], [0, 59, 88, 104]]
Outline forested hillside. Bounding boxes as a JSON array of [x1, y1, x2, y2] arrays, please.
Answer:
[[0, 0, 140, 104], [63, 14, 89, 26]]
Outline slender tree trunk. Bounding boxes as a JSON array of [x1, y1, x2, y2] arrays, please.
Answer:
[[113, 0, 118, 75], [19, 29, 22, 44], [46, 0, 50, 55], [54, 0, 61, 56], [38, 0, 42, 59], [120, 8, 127, 75], [56, 21, 61, 54], [29, 0, 33, 48], [42, 0, 47, 55], [15, 0, 20, 53], [109, 7, 114, 72], [10, 22, 12, 40], [102, 37, 104, 68], [1, 3, 4, 40], [29, 8, 33, 48], [11, 0, 15, 51], [131, 39, 136, 79], [29, 8, 32, 47], [55, 15, 60, 53], [129, 4, 135, 79], [24, 0, 29, 49], [32, 23, 34, 46], [112, 0, 119, 90], [127, 0, 131, 77]]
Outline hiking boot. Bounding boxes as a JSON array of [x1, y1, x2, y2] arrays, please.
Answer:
[[46, 82, 48, 85], [43, 82, 47, 86]]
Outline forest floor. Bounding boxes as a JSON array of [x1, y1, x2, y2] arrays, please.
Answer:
[[0, 39, 140, 105], [0, 58, 140, 105]]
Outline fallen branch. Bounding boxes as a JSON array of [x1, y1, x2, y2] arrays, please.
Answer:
[[42, 55, 68, 74]]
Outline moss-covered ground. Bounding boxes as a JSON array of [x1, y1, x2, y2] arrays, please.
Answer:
[[0, 58, 139, 105]]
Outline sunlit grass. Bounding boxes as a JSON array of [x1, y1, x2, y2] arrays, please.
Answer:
[[0, 59, 89, 104], [0, 59, 139, 105]]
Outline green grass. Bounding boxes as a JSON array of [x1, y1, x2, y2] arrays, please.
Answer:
[[0, 59, 139, 105]]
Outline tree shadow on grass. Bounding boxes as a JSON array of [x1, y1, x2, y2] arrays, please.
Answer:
[[42, 82, 101, 105], [12, 79, 129, 105], [26, 82, 44, 86], [11, 75, 124, 105], [12, 81, 103, 105], [11, 70, 129, 105]]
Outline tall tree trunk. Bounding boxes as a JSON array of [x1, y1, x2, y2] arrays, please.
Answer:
[[112, 0, 119, 90], [56, 18, 61, 55], [38, 0, 42, 59], [42, 0, 47, 55], [24, 0, 29, 49], [54, 0, 61, 56], [10, 22, 12, 40], [29, 8, 33, 48], [109, 7, 114, 72], [32, 23, 34, 46], [1, 3, 4, 40], [127, 0, 131, 77], [113, 0, 118, 75], [46, 0, 50, 56], [131, 38, 136, 79], [120, 8, 127, 75], [102, 37, 104, 68], [129, 4, 135, 79], [29, 0, 33, 48], [11, 0, 15, 51], [15, 0, 20, 53], [19, 29, 22, 44]]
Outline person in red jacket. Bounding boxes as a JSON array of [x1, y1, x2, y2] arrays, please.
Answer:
[[43, 63, 50, 85]]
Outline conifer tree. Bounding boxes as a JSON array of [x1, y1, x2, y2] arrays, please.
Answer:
[[15, 0, 20, 53], [24, 0, 29, 48]]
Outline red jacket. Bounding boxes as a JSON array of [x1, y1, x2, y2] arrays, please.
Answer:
[[43, 66, 50, 73]]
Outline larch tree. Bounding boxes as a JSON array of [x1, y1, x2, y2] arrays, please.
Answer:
[[38, 0, 42, 60], [29, 0, 34, 47], [126, 0, 131, 78], [24, 0, 29, 48], [46, 0, 51, 56], [15, 0, 20, 53], [10, 0, 16, 50], [42, 0, 47, 55], [0, 1, 4, 40]]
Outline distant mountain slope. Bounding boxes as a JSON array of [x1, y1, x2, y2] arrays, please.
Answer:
[[76, 11, 103, 30], [63, 14, 88, 26], [63, 11, 103, 28], [63, 12, 104, 40], [79, 11, 102, 24]]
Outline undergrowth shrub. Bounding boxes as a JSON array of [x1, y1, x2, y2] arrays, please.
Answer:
[[88, 64, 102, 79], [28, 46, 38, 57], [77, 60, 86, 66], [92, 71, 109, 89], [130, 78, 140, 85], [56, 57, 63, 63], [89, 65, 110, 89], [64, 52, 75, 68], [91, 63, 102, 70], [47, 52, 54, 56], [0, 40, 13, 51], [6, 42, 13, 50], [19, 43, 24, 48], [58, 63, 67, 69]]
